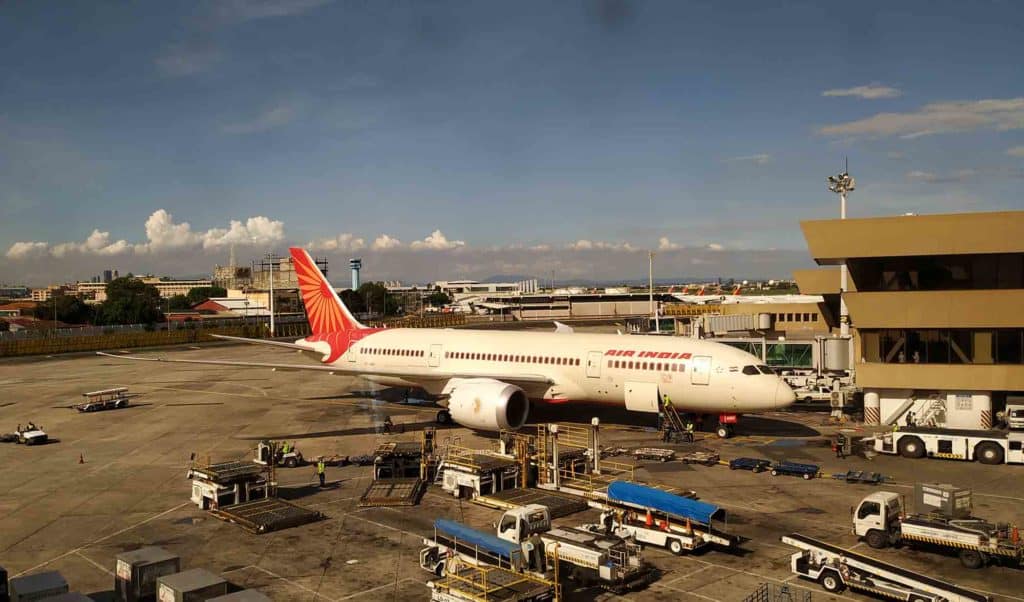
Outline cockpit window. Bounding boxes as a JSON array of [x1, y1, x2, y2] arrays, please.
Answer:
[[741, 365, 759, 375], [757, 365, 774, 375]]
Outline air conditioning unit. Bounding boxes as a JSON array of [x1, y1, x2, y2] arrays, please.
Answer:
[[830, 391, 846, 408]]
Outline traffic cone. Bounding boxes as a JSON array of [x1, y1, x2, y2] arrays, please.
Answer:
[[79, 453, 85, 464], [645, 511, 653, 527]]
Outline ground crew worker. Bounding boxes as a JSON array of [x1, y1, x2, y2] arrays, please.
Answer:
[[685, 421, 695, 443], [834, 434, 846, 458], [383, 415, 394, 434], [282, 441, 290, 454], [602, 511, 614, 536], [316, 458, 326, 487]]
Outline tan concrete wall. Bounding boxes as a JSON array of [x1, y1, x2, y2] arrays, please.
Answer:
[[793, 268, 856, 294], [856, 362, 1024, 392], [801, 210, 1024, 264], [845, 290, 1024, 328]]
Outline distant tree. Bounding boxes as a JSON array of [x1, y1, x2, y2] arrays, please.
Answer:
[[33, 295, 95, 324], [0, 320, 9, 332], [358, 282, 399, 316], [95, 277, 163, 325], [339, 289, 366, 314], [426, 291, 451, 307], [167, 294, 191, 311], [186, 286, 227, 305]]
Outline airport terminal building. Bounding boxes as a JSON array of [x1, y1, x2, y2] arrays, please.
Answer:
[[797, 210, 1024, 427]]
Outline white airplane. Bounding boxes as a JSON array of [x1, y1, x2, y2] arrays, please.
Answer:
[[101, 248, 796, 436]]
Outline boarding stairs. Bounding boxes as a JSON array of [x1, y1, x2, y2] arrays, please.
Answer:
[[661, 397, 689, 441]]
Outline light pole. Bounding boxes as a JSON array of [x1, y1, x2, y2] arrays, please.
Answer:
[[648, 251, 658, 333], [826, 169, 855, 339], [265, 252, 277, 337]]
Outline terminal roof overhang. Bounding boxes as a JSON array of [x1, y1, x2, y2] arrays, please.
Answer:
[[800, 210, 1024, 265]]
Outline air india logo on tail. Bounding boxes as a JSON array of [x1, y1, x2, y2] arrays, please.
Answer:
[[289, 247, 360, 335]]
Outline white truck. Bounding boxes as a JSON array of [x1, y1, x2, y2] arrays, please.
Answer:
[[782, 533, 990, 601], [419, 505, 656, 593], [12, 423, 48, 445], [866, 426, 1024, 465], [852, 486, 1023, 569], [587, 481, 736, 556]]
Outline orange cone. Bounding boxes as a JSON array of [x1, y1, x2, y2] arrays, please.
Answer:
[[645, 511, 653, 527]]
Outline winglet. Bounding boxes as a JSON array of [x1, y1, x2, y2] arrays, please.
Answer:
[[289, 247, 366, 335], [553, 321, 574, 333]]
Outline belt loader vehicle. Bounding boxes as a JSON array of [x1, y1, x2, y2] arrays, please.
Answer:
[[587, 481, 736, 556], [853, 484, 1023, 569], [866, 426, 1024, 465], [782, 533, 990, 601], [420, 505, 655, 593]]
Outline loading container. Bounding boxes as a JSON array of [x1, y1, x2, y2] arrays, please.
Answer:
[[115, 546, 181, 602], [39, 594, 93, 602], [156, 570, 227, 602], [8, 571, 68, 602], [207, 590, 272, 602], [1, 564, 8, 602], [915, 482, 972, 519]]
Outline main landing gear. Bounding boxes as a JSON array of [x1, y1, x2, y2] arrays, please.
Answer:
[[436, 409, 452, 425], [714, 413, 738, 439]]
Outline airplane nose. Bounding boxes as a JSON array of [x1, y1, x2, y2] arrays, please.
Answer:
[[774, 381, 797, 408]]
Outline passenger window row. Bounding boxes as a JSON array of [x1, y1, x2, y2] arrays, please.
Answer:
[[366, 347, 424, 358], [607, 359, 686, 373], [445, 351, 580, 366]]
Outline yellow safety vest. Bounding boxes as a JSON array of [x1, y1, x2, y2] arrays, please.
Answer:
[[317, 461, 325, 474]]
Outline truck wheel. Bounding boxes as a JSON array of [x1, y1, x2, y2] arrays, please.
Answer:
[[284, 457, 298, 468], [802, 472, 812, 480], [974, 442, 1004, 465], [668, 538, 684, 556], [819, 570, 844, 593], [865, 529, 889, 549], [770, 469, 779, 476], [959, 549, 985, 569], [897, 436, 926, 459]]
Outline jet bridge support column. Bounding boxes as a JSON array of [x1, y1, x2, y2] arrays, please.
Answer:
[[550, 424, 560, 490], [591, 417, 601, 475]]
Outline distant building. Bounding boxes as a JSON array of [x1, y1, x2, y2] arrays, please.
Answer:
[[193, 297, 270, 317], [31, 285, 72, 302], [75, 277, 212, 303], [0, 301, 39, 318], [433, 279, 538, 297], [0, 285, 30, 299], [102, 269, 113, 283]]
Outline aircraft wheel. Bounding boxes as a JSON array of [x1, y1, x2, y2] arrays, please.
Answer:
[[436, 410, 452, 425], [716, 425, 733, 439]]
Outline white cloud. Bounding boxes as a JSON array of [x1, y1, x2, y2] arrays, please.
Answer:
[[658, 237, 680, 251], [1008, 146, 1024, 157], [409, 230, 465, 251], [309, 233, 365, 252], [528, 244, 551, 252], [214, 0, 333, 22], [136, 209, 201, 252], [52, 230, 131, 258], [222, 104, 299, 134], [818, 97, 1024, 139], [201, 216, 285, 248], [905, 169, 978, 183], [822, 84, 901, 100], [5, 241, 48, 260], [706, 243, 725, 251], [371, 234, 403, 251], [567, 239, 637, 252], [725, 153, 771, 165]]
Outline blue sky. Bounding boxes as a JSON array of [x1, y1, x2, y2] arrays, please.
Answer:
[[2, 1, 1022, 284]]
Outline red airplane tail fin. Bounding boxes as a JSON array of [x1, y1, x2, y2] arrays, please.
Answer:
[[289, 247, 365, 335]]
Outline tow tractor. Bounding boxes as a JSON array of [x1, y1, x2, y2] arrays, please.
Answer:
[[253, 440, 304, 468], [853, 483, 1023, 569], [782, 533, 990, 601], [420, 504, 656, 593], [7, 423, 48, 445], [586, 481, 737, 556]]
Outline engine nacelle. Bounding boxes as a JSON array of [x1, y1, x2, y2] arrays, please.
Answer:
[[443, 378, 530, 431]]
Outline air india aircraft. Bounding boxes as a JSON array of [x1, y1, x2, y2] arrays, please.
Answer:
[[101, 248, 796, 436]]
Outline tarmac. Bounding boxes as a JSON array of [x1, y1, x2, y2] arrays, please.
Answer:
[[1, 342, 1023, 601]]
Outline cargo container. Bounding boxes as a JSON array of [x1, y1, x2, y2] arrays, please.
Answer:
[[116, 546, 181, 602], [8, 571, 68, 602], [208, 590, 272, 602], [156, 570, 227, 602]]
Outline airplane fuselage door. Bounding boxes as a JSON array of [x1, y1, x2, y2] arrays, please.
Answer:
[[429, 344, 443, 367], [624, 381, 659, 413], [586, 351, 603, 378], [691, 355, 711, 385]]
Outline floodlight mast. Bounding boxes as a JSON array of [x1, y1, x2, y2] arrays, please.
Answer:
[[826, 171, 855, 337]]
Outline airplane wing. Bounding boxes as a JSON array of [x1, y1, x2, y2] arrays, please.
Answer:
[[96, 351, 554, 386], [209, 334, 312, 352]]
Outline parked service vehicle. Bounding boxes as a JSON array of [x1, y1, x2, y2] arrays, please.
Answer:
[[13, 423, 47, 445], [783, 533, 990, 601], [76, 387, 135, 412], [253, 440, 304, 468], [1003, 403, 1024, 430], [866, 426, 1024, 465], [852, 484, 1023, 569], [420, 504, 656, 593], [589, 481, 736, 556]]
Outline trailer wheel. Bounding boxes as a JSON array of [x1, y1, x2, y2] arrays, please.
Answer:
[[284, 457, 298, 468], [819, 570, 844, 593], [909, 597, 929, 602], [716, 425, 732, 439], [959, 549, 985, 569], [802, 472, 812, 480], [974, 442, 1004, 465], [770, 469, 779, 476], [865, 529, 889, 549], [897, 436, 926, 459], [668, 538, 684, 556]]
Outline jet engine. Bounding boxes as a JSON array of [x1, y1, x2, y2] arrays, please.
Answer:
[[443, 378, 530, 431]]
